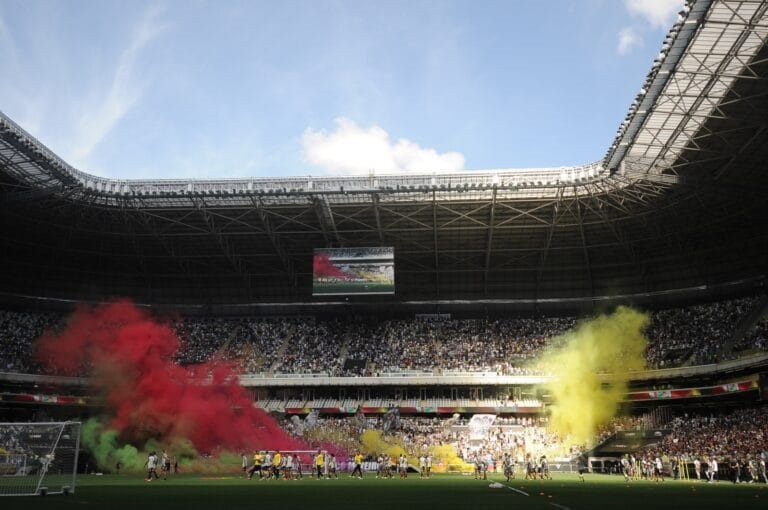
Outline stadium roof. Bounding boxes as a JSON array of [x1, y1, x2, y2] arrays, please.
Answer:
[[1, 0, 767, 312]]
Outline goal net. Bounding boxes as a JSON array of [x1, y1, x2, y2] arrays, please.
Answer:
[[0, 422, 81, 497]]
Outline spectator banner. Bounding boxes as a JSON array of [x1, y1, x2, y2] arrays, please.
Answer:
[[626, 379, 758, 401], [313, 247, 395, 295], [468, 414, 496, 440]]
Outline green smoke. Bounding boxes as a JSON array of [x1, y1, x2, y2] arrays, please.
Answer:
[[81, 418, 239, 473], [82, 418, 144, 471]]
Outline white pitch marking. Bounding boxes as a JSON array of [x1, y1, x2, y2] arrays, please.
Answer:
[[504, 485, 530, 496], [550, 503, 571, 510]]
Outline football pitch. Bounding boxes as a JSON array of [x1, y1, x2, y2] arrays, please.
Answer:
[[3, 472, 767, 510], [313, 281, 394, 295]]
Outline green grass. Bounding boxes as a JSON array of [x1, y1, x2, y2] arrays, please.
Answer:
[[3, 472, 767, 510]]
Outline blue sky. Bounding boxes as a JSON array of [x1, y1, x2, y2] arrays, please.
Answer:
[[0, 0, 684, 179]]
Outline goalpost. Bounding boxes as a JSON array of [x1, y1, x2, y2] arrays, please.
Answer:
[[0, 421, 81, 497]]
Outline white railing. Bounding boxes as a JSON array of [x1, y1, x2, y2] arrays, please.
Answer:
[[2, 352, 766, 388]]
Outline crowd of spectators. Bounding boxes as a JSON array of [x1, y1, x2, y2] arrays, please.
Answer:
[[279, 413, 593, 464], [733, 316, 768, 355], [0, 424, 25, 455], [343, 317, 573, 375], [278, 407, 767, 474], [644, 297, 756, 368], [229, 318, 300, 373], [271, 319, 345, 374], [594, 415, 648, 444], [1, 297, 765, 376], [651, 406, 768, 460], [0, 310, 62, 374], [172, 317, 233, 364]]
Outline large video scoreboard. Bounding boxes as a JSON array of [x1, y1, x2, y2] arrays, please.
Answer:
[[313, 247, 395, 296]]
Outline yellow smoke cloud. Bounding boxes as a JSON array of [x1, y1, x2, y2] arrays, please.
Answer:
[[360, 430, 472, 473], [360, 430, 407, 460], [428, 444, 462, 465], [537, 306, 648, 445]]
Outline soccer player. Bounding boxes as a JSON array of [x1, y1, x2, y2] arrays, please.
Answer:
[[577, 453, 588, 482], [502, 453, 513, 482], [425, 454, 432, 478], [693, 457, 701, 480], [382, 454, 393, 478], [540, 455, 551, 480], [144, 451, 159, 481], [351, 451, 363, 478], [398, 454, 408, 479], [283, 452, 293, 480], [524, 453, 535, 480], [241, 452, 249, 478], [272, 450, 282, 480], [670, 456, 679, 480], [748, 456, 757, 483], [621, 455, 631, 482], [247, 450, 263, 480], [264, 451, 272, 478], [730, 455, 740, 484], [653, 455, 664, 482], [314, 449, 324, 479], [161, 450, 171, 480], [419, 455, 426, 478], [295, 453, 303, 479], [328, 454, 338, 479], [707, 455, 718, 483]]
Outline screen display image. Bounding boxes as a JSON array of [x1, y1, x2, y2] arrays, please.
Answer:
[[313, 247, 395, 295]]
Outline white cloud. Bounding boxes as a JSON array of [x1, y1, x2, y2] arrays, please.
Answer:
[[302, 118, 465, 175], [624, 0, 684, 29], [70, 5, 167, 166], [617, 26, 642, 55]]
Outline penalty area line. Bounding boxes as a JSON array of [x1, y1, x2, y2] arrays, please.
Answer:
[[550, 503, 571, 510]]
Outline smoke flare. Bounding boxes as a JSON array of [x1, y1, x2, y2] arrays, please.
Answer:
[[36, 300, 304, 467], [537, 306, 649, 445]]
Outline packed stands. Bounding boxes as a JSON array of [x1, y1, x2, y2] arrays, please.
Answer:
[[649, 406, 768, 459], [1, 297, 765, 376]]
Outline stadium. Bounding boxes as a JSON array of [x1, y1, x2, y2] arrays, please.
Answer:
[[1, 0, 768, 508]]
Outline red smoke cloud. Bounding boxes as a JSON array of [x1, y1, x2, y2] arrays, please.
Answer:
[[35, 300, 303, 453], [313, 252, 348, 279]]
